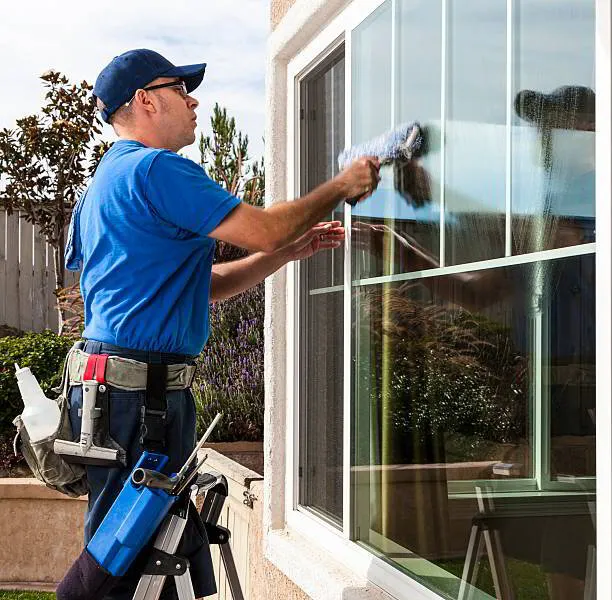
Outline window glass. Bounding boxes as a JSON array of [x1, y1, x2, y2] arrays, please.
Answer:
[[350, 1, 596, 598], [512, 0, 596, 254], [445, 0, 507, 265], [353, 255, 595, 598], [352, 0, 443, 282], [351, 1, 392, 146], [397, 0, 443, 274], [298, 48, 345, 525], [350, 2, 396, 282]]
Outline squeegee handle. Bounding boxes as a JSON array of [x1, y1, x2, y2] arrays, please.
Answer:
[[79, 381, 98, 451], [174, 413, 222, 481]]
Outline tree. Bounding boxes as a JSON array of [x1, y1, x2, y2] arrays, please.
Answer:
[[199, 103, 264, 205], [0, 71, 103, 332], [199, 103, 264, 266]]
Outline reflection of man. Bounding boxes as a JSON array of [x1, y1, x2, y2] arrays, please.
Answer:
[[353, 85, 596, 599], [514, 85, 596, 251]]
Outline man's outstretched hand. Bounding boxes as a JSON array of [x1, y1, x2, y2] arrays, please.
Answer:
[[283, 220, 345, 261]]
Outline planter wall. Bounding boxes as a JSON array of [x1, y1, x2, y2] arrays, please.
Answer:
[[204, 441, 264, 476], [0, 447, 306, 599], [0, 479, 86, 586]]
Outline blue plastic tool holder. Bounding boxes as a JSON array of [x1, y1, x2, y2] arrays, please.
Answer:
[[87, 451, 179, 576]]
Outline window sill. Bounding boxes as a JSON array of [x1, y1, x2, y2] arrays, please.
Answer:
[[264, 509, 442, 600], [265, 527, 395, 600]]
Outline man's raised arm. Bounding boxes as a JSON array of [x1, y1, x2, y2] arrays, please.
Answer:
[[209, 157, 380, 253]]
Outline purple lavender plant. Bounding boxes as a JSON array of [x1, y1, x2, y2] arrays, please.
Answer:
[[192, 243, 264, 442]]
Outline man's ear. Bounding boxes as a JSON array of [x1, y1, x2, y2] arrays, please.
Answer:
[[135, 89, 157, 115]]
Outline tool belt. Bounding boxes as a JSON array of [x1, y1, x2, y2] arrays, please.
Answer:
[[66, 349, 197, 457], [13, 344, 198, 498], [67, 349, 197, 391]]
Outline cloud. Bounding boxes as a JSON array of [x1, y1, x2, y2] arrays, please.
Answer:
[[0, 0, 269, 161]]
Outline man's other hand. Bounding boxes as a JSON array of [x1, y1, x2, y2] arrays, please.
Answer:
[[284, 221, 345, 261]]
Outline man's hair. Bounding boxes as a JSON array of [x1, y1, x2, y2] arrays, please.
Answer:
[[96, 96, 134, 127], [96, 87, 170, 128]]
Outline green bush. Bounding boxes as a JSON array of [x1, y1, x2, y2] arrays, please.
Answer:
[[0, 331, 73, 435]]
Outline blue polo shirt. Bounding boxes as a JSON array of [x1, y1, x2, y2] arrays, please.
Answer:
[[65, 140, 241, 355]]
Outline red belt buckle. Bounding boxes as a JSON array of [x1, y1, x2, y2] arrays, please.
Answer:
[[83, 354, 108, 383]]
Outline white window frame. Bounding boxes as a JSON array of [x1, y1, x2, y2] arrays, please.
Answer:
[[280, 0, 611, 598]]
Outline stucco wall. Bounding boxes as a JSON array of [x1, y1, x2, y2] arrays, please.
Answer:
[[270, 0, 298, 29], [248, 480, 310, 600]]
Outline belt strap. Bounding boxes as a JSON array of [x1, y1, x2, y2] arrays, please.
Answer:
[[83, 354, 108, 383], [67, 350, 196, 391], [143, 364, 168, 453]]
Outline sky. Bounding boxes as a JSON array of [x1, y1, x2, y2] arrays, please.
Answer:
[[0, 0, 269, 164]]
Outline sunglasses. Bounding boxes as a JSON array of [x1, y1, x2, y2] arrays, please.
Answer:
[[124, 80, 189, 107]]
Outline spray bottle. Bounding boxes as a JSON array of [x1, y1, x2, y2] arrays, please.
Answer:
[[15, 363, 61, 442]]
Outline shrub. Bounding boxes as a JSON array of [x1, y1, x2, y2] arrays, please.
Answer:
[[357, 287, 528, 464], [0, 431, 25, 476], [192, 281, 264, 442], [56, 282, 85, 338], [0, 330, 73, 435]]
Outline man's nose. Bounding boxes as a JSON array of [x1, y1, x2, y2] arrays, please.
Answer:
[[187, 95, 199, 109]]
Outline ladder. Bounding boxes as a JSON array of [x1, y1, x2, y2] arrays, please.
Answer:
[[133, 471, 245, 600]]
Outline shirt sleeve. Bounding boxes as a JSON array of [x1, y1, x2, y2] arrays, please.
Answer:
[[146, 150, 241, 236]]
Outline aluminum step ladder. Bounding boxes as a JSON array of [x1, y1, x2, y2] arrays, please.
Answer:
[[133, 471, 245, 600]]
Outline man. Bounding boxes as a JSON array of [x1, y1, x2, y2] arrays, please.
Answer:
[[64, 49, 379, 599]]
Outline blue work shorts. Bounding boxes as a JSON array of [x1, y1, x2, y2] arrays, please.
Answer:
[[67, 340, 216, 600]]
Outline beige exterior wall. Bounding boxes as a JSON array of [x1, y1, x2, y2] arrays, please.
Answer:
[[270, 0, 298, 30], [248, 480, 310, 600]]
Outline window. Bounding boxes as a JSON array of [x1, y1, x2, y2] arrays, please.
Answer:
[[294, 1, 597, 598], [298, 46, 345, 526]]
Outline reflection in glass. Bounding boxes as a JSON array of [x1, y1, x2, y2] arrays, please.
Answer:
[[444, 0, 507, 265], [345, 0, 596, 597], [512, 0, 596, 255], [352, 0, 442, 281], [352, 0, 392, 146], [547, 255, 595, 480], [298, 49, 345, 524], [397, 0, 443, 270], [353, 255, 595, 599]]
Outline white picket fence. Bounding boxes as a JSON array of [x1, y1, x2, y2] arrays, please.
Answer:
[[0, 209, 79, 333]]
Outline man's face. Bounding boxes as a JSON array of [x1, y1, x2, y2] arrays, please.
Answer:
[[145, 76, 199, 151]]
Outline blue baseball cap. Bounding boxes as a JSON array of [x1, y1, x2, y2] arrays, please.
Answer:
[[94, 49, 206, 123]]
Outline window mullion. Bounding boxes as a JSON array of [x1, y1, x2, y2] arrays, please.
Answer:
[[439, 0, 448, 268], [343, 25, 353, 540], [505, 0, 514, 257]]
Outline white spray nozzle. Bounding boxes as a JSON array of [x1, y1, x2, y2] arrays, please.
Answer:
[[14, 363, 31, 376]]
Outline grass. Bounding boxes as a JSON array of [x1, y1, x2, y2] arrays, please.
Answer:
[[436, 557, 548, 600], [0, 592, 55, 599]]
